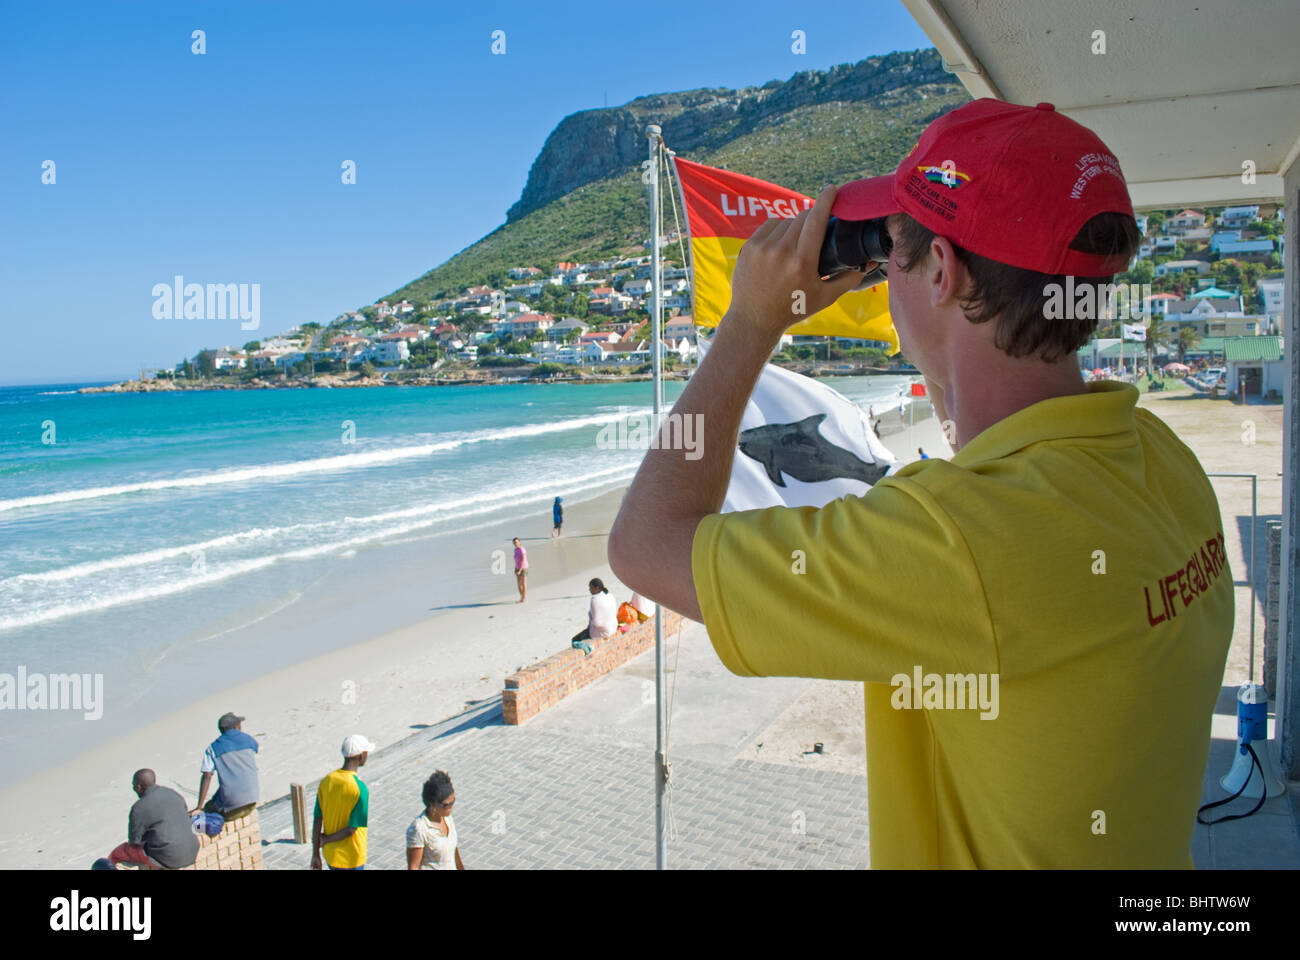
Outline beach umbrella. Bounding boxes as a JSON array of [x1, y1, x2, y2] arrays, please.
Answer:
[[1164, 362, 1190, 375]]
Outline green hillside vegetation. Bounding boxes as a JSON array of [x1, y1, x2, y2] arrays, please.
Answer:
[[388, 82, 968, 304]]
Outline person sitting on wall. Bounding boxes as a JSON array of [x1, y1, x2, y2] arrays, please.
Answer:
[[571, 578, 618, 655], [107, 769, 200, 870]]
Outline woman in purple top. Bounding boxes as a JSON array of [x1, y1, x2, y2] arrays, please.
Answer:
[[513, 537, 527, 603]]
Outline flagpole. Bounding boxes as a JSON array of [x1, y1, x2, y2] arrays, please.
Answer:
[[645, 122, 668, 871]]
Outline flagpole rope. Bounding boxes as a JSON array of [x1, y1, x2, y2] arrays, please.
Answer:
[[659, 141, 697, 376]]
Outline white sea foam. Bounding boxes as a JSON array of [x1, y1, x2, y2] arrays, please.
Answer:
[[0, 410, 650, 514], [0, 466, 635, 632]]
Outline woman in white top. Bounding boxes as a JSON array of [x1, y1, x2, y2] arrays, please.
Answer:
[[571, 578, 618, 655], [406, 770, 464, 870]]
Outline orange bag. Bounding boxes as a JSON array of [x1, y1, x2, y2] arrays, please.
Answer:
[[616, 602, 638, 625]]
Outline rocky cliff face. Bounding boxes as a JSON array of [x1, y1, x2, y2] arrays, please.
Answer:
[[506, 48, 951, 222]]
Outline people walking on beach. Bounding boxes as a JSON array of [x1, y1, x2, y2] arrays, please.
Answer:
[[571, 577, 618, 655], [513, 537, 528, 603], [552, 496, 563, 537], [311, 734, 373, 871], [191, 712, 259, 821], [917, 447, 929, 460], [406, 770, 464, 870], [106, 769, 200, 869], [608, 99, 1233, 868]]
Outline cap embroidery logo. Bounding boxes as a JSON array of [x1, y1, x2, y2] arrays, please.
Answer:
[[917, 164, 971, 189]]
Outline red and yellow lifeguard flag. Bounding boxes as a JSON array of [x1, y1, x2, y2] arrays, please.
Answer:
[[671, 157, 897, 352]]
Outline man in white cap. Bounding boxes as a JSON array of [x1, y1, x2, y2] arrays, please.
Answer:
[[311, 734, 373, 871]]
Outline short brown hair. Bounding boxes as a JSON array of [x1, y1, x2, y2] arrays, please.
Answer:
[[889, 212, 1142, 362]]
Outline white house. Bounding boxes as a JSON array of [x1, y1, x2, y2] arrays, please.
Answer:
[[664, 316, 696, 341], [366, 340, 409, 365], [583, 340, 642, 364], [1165, 209, 1206, 233], [508, 266, 542, 279], [213, 348, 246, 370], [506, 282, 545, 299], [623, 279, 654, 297], [1219, 205, 1260, 229], [1153, 236, 1178, 253], [1259, 278, 1285, 316]]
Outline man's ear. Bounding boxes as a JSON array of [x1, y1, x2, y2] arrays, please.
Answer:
[[927, 235, 963, 308]]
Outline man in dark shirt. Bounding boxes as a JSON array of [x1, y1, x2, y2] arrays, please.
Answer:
[[106, 768, 200, 869]]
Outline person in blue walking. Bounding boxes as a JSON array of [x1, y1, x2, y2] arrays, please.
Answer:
[[552, 496, 563, 538]]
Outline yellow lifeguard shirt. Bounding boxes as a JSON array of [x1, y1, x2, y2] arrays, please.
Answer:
[[692, 382, 1234, 868]]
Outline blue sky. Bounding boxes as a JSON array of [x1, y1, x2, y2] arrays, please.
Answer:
[[0, 1, 932, 385]]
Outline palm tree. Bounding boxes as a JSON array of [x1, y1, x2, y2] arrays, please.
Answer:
[[1177, 327, 1200, 364], [1144, 320, 1171, 372]]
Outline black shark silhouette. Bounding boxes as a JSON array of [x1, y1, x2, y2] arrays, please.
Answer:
[[738, 413, 889, 488]]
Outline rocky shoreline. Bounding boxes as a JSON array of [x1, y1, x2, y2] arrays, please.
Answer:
[[79, 363, 911, 394]]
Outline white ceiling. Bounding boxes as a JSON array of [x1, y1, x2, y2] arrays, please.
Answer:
[[901, 0, 1300, 208]]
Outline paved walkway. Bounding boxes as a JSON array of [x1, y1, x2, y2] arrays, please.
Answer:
[[261, 621, 871, 869]]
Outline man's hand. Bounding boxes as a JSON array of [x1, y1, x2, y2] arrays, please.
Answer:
[[725, 184, 869, 343], [310, 853, 322, 871]]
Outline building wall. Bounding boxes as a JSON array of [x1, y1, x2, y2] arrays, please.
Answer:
[[1281, 158, 1300, 778]]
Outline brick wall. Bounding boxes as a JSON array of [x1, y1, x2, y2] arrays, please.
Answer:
[[502, 611, 683, 724], [186, 808, 263, 870]]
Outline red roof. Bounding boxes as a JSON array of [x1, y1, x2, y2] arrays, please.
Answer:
[[590, 286, 615, 296]]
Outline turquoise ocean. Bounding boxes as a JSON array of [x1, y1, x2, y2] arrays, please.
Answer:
[[0, 375, 911, 784]]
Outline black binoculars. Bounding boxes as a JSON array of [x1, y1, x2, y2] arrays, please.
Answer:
[[819, 216, 892, 287]]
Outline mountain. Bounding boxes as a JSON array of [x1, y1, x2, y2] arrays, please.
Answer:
[[388, 48, 969, 304]]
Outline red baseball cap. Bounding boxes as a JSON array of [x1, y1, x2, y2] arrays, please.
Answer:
[[832, 98, 1135, 277]]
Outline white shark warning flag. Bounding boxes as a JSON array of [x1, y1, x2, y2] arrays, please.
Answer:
[[697, 339, 898, 512]]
